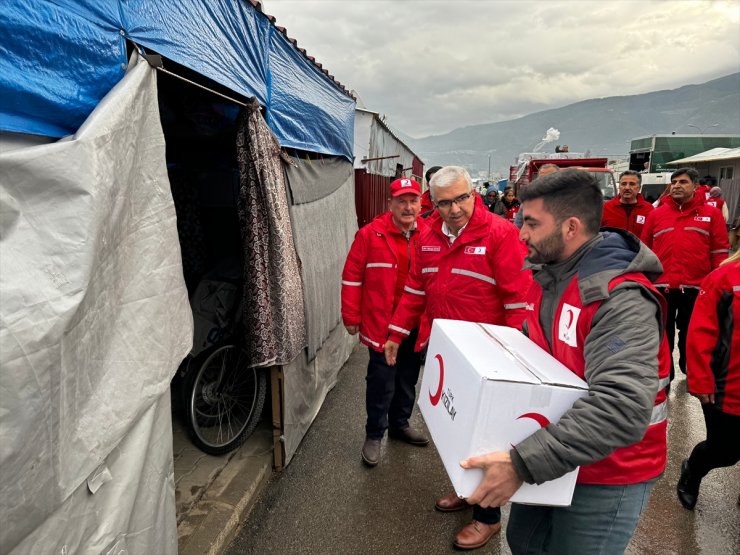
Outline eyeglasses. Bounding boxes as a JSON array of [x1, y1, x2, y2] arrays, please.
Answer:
[[435, 193, 472, 209]]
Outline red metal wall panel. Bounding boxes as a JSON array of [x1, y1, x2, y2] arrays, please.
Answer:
[[354, 169, 391, 229], [412, 157, 424, 182]]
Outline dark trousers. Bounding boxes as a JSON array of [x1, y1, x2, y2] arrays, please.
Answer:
[[662, 287, 699, 380], [687, 404, 740, 479], [365, 329, 422, 439], [473, 504, 501, 525]]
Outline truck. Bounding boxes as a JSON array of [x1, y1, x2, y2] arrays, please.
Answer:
[[628, 134, 740, 203], [509, 153, 617, 201]]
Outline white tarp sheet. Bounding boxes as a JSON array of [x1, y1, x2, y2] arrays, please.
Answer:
[[0, 55, 192, 553], [283, 156, 357, 462]]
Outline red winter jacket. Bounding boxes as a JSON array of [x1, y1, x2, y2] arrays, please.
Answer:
[[695, 184, 711, 201], [601, 194, 654, 240], [642, 195, 730, 289], [387, 196, 532, 343], [341, 212, 430, 352], [687, 260, 740, 415], [420, 190, 434, 214]]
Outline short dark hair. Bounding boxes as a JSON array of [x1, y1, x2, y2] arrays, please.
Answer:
[[519, 168, 603, 234], [699, 175, 716, 187], [671, 167, 699, 183], [425, 165, 442, 183], [618, 170, 642, 184]]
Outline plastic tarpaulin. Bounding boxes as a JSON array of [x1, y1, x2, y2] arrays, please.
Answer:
[[1, 0, 355, 159], [0, 56, 192, 552], [283, 158, 358, 462]]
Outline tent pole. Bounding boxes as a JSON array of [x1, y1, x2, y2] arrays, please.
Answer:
[[136, 45, 251, 107]]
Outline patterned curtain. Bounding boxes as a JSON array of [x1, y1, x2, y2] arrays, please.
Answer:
[[235, 100, 306, 367]]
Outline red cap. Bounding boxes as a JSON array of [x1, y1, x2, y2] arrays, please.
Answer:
[[389, 178, 422, 197]]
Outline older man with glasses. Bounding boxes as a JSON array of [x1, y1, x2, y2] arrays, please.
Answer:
[[601, 170, 654, 240], [384, 165, 532, 551]]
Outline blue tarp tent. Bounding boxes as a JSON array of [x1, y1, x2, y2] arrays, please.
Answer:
[[1, 2, 359, 552], [0, 0, 355, 159]]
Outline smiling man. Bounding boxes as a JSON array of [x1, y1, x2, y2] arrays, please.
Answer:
[[601, 170, 654, 240], [642, 167, 730, 382], [461, 168, 670, 555], [341, 177, 431, 468], [384, 166, 532, 550]]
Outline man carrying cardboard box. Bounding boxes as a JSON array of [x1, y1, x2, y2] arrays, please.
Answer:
[[341, 177, 431, 468], [384, 166, 532, 550], [461, 168, 670, 554]]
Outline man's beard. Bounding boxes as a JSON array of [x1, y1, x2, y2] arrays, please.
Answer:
[[526, 228, 565, 265]]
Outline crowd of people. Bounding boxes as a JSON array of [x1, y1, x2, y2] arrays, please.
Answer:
[[340, 164, 738, 554]]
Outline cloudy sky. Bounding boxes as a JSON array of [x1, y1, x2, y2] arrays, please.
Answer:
[[263, 0, 740, 138]]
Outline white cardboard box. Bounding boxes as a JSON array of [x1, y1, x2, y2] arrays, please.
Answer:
[[419, 319, 589, 506]]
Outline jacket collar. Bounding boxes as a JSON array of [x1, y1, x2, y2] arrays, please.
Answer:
[[664, 191, 703, 212]]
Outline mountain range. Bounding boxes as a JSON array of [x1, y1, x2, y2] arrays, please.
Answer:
[[399, 72, 740, 178]]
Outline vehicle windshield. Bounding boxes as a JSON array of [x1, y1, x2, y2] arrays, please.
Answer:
[[588, 171, 616, 201], [641, 184, 664, 204]]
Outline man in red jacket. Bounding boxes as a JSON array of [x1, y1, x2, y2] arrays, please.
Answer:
[[643, 167, 730, 381], [420, 165, 442, 217], [461, 168, 669, 554], [341, 178, 431, 468], [384, 166, 532, 550], [601, 170, 654, 240]]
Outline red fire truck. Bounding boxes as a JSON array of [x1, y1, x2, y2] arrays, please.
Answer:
[[509, 154, 617, 201]]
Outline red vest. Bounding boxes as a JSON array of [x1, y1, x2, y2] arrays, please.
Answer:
[[705, 198, 725, 211], [525, 273, 669, 484]]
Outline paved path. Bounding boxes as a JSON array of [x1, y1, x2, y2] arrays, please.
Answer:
[[226, 345, 739, 554]]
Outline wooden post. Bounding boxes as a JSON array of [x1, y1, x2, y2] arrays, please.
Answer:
[[270, 365, 285, 470]]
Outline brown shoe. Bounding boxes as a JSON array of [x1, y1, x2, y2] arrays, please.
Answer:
[[435, 492, 470, 512], [361, 438, 381, 467], [453, 520, 501, 550], [388, 426, 429, 446]]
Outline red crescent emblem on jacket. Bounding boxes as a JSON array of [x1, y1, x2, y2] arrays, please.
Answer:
[[565, 308, 574, 329], [429, 354, 444, 406], [516, 412, 550, 428]]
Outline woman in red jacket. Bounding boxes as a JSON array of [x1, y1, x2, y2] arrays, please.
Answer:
[[677, 249, 740, 510], [500, 187, 521, 222]]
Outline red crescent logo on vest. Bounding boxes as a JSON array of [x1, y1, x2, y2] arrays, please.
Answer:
[[516, 412, 550, 428], [429, 354, 444, 406], [564, 308, 574, 329]]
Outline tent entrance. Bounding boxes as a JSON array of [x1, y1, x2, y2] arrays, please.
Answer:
[[156, 63, 279, 464]]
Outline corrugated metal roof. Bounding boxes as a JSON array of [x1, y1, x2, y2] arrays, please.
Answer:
[[667, 147, 740, 165], [250, 0, 355, 99], [356, 107, 424, 163]]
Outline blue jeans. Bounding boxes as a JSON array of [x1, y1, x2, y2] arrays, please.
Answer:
[[506, 480, 656, 555]]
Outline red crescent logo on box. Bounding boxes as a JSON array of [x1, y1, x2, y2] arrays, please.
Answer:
[[517, 412, 550, 427], [429, 354, 444, 406]]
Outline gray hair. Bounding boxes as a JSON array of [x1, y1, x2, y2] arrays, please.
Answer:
[[429, 166, 472, 199]]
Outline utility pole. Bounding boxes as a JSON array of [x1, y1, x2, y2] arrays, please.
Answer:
[[687, 123, 719, 134], [488, 154, 491, 182]]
